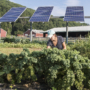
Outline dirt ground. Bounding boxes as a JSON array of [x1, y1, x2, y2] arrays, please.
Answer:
[[0, 77, 51, 90], [0, 82, 51, 90]]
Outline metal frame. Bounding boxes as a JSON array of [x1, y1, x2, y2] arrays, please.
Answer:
[[0, 15, 90, 43]]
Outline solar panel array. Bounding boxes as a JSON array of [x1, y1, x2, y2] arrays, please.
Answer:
[[64, 6, 84, 21], [29, 6, 53, 22], [0, 7, 26, 22]]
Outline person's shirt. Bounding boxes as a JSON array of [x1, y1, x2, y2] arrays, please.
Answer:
[[47, 36, 64, 50]]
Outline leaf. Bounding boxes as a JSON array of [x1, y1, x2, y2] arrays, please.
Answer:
[[0, 71, 5, 76]]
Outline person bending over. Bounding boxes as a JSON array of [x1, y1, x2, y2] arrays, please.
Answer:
[[47, 30, 66, 50]]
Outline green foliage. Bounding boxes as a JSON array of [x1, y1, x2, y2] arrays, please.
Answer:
[[31, 48, 90, 90], [0, 46, 90, 89], [2, 37, 30, 44], [0, 48, 37, 83], [70, 37, 90, 59], [1, 37, 47, 48], [0, 42, 46, 48]]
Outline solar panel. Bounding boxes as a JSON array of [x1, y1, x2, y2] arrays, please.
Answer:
[[64, 6, 84, 21], [0, 7, 26, 22], [29, 6, 53, 22]]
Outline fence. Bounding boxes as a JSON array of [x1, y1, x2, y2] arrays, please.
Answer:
[[32, 37, 89, 43]]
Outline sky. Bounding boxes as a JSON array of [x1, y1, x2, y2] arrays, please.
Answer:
[[9, 0, 90, 25]]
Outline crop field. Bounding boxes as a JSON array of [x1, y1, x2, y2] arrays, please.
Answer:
[[0, 37, 90, 90]]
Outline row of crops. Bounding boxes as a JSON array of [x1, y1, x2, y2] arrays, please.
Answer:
[[0, 48, 90, 90], [0, 37, 46, 48], [1, 37, 47, 44], [0, 37, 90, 90]]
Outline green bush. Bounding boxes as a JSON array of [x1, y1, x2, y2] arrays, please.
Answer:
[[31, 48, 90, 90], [0, 48, 90, 90], [2, 37, 16, 43], [70, 37, 90, 59], [0, 48, 37, 83], [1, 37, 47, 45]]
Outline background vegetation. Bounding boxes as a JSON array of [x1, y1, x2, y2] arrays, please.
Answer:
[[0, 0, 88, 35]]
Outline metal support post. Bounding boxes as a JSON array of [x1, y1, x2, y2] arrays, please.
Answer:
[[11, 22, 14, 35], [0, 22, 1, 42], [30, 22, 32, 42], [66, 21, 68, 44]]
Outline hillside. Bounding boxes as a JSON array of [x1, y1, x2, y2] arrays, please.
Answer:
[[0, 0, 34, 17], [0, 0, 88, 35]]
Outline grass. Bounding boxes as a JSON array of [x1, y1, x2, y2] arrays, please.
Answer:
[[0, 48, 42, 55]]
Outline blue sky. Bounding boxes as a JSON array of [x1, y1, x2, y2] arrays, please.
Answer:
[[9, 0, 90, 24]]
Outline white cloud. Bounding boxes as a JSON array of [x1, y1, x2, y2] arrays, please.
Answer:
[[32, 7, 37, 10], [65, 0, 80, 6], [50, 0, 80, 16], [32, 6, 65, 16], [52, 6, 65, 16]]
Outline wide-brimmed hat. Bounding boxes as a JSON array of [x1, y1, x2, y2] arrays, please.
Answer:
[[47, 30, 55, 38]]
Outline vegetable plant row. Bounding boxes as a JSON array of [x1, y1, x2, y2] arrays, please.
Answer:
[[0, 48, 90, 90]]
